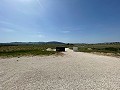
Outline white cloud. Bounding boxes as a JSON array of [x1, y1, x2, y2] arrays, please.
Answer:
[[62, 30, 70, 33], [62, 26, 84, 31], [37, 34, 44, 38], [36, 0, 44, 9], [0, 28, 15, 32], [0, 21, 15, 26], [11, 0, 33, 3]]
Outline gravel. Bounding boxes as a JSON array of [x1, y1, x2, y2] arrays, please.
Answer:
[[0, 49, 120, 90]]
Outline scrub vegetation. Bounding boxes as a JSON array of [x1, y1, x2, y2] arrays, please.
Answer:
[[0, 44, 59, 58], [76, 43, 120, 56], [0, 43, 74, 58], [0, 42, 120, 58]]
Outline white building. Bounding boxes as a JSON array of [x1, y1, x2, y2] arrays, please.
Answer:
[[73, 47, 78, 52]]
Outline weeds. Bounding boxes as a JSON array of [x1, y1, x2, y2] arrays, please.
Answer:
[[0, 45, 58, 58], [77, 44, 120, 56]]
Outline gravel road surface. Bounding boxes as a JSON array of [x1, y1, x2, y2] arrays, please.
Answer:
[[0, 49, 120, 90]]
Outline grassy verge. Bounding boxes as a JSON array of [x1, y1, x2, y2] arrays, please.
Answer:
[[0, 45, 60, 58], [0, 44, 73, 58], [76, 44, 120, 57], [0, 50, 57, 58]]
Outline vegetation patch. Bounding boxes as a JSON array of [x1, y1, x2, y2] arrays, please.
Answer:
[[76, 43, 120, 57], [0, 45, 61, 58], [0, 50, 57, 58]]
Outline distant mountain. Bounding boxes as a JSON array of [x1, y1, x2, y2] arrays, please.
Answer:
[[10, 42, 45, 45], [0, 42, 119, 45], [46, 41, 65, 44], [0, 41, 65, 45]]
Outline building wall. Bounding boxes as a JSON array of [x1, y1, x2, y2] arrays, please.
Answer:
[[73, 47, 78, 52]]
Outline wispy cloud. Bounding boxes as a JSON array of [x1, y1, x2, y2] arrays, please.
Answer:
[[0, 21, 20, 31], [61, 26, 84, 34], [37, 34, 45, 38], [0, 28, 15, 33], [62, 26, 84, 31], [0, 21, 19, 33], [0, 21, 15, 26], [61, 30, 70, 33], [36, 0, 44, 9], [18, 0, 33, 2]]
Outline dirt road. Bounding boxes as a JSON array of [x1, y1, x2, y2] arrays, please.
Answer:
[[0, 49, 120, 90]]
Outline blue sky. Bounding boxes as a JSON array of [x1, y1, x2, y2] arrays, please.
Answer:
[[0, 0, 120, 43]]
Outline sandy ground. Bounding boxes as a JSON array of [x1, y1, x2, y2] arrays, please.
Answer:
[[0, 49, 120, 90]]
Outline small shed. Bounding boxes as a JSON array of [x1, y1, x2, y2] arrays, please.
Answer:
[[73, 47, 78, 52], [56, 47, 65, 52], [46, 48, 53, 51]]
